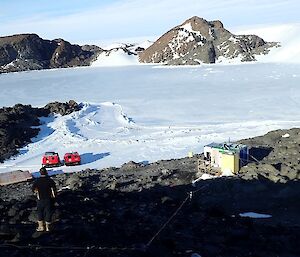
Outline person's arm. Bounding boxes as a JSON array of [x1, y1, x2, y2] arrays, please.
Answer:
[[32, 180, 40, 199], [50, 179, 57, 198], [32, 180, 37, 193]]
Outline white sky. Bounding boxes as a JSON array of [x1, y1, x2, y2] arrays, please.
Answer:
[[0, 0, 299, 45]]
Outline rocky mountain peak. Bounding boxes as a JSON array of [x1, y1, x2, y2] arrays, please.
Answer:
[[183, 16, 208, 27], [139, 16, 278, 65], [182, 16, 224, 31], [0, 34, 102, 73]]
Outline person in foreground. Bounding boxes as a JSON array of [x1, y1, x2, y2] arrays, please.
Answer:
[[32, 167, 57, 232]]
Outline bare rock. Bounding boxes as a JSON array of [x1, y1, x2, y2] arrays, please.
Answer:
[[121, 161, 142, 170], [65, 174, 83, 190], [139, 16, 278, 65], [44, 100, 80, 116], [0, 33, 101, 73]]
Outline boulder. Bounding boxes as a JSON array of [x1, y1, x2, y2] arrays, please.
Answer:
[[121, 161, 142, 170], [65, 174, 83, 190]]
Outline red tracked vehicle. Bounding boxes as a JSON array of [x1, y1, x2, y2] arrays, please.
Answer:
[[42, 152, 61, 167], [64, 152, 81, 166]]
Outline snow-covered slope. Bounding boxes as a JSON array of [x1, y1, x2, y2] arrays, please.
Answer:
[[236, 23, 300, 63], [91, 41, 153, 67], [0, 63, 300, 174], [91, 48, 139, 66], [101, 41, 153, 52]]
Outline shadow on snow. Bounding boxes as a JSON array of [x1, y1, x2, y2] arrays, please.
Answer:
[[80, 152, 110, 165]]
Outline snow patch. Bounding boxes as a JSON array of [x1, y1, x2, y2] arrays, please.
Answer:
[[180, 23, 206, 39], [208, 28, 214, 39], [239, 212, 272, 218], [221, 168, 234, 177], [228, 36, 239, 44], [3, 61, 16, 69], [133, 40, 154, 50], [200, 173, 215, 180], [91, 48, 139, 67], [216, 54, 244, 64]]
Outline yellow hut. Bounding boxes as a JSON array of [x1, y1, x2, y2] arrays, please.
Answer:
[[221, 152, 240, 174], [204, 142, 248, 174]]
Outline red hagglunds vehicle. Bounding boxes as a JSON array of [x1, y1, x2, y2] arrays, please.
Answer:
[[64, 152, 81, 166], [42, 152, 61, 167]]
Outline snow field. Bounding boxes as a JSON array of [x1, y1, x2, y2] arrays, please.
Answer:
[[0, 62, 299, 174]]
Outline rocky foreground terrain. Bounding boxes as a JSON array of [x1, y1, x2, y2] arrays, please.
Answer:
[[139, 16, 278, 65], [0, 127, 299, 257]]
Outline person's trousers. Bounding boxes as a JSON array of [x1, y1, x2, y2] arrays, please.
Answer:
[[37, 199, 53, 222]]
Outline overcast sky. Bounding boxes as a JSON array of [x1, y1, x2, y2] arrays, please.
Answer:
[[1, 0, 299, 45]]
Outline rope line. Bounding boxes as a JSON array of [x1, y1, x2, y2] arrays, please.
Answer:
[[146, 184, 208, 247], [0, 243, 141, 251], [146, 194, 189, 247]]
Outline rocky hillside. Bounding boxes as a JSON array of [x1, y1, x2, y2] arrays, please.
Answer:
[[139, 16, 278, 65], [0, 34, 102, 73], [239, 128, 300, 182], [0, 101, 80, 162]]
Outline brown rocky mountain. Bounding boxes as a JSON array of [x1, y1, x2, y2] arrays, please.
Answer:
[[0, 34, 102, 73], [139, 16, 279, 65]]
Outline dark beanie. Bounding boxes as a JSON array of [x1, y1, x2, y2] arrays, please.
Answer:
[[40, 167, 48, 176]]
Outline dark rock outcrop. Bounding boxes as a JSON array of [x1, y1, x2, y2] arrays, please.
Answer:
[[238, 128, 300, 182], [0, 101, 81, 162], [0, 104, 46, 162], [139, 16, 279, 65], [0, 34, 102, 73], [44, 100, 81, 116]]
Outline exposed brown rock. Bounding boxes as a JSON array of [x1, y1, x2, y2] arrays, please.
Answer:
[[0, 34, 102, 73], [139, 16, 278, 65], [44, 100, 81, 116]]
